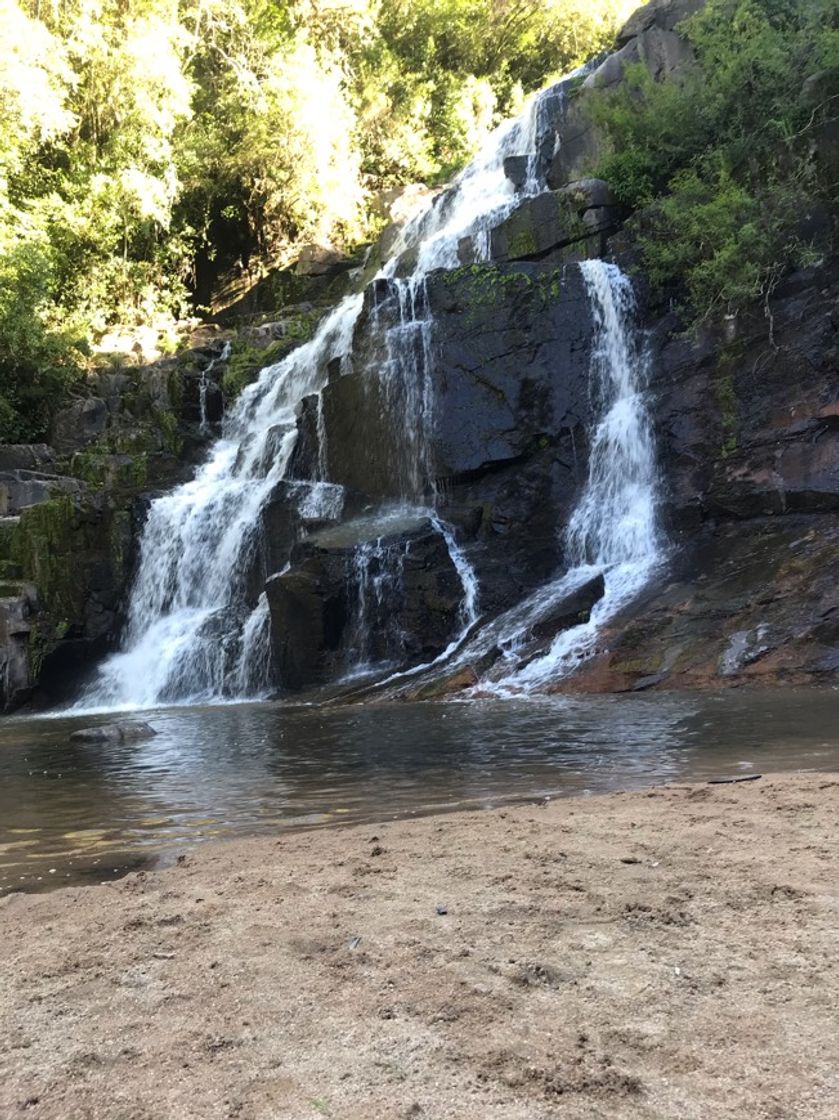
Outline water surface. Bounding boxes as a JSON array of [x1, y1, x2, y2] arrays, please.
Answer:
[[1, 688, 838, 894]]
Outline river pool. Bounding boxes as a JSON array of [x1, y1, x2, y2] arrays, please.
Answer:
[[1, 688, 838, 894]]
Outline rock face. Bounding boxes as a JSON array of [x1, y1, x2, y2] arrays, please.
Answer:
[[0, 333, 236, 709], [0, 470, 85, 516], [0, 585, 38, 711], [266, 514, 464, 689], [4, 0, 839, 707], [654, 263, 839, 524], [561, 256, 839, 693], [300, 264, 596, 617], [546, 0, 702, 190], [7, 493, 137, 705]]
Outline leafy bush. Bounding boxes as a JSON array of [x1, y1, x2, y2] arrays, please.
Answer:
[[591, 0, 839, 319]]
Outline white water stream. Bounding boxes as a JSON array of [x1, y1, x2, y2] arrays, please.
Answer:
[[487, 259, 661, 691], [374, 258, 662, 697], [77, 71, 657, 711]]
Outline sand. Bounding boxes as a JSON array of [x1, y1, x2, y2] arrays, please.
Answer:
[[1, 772, 837, 1120]]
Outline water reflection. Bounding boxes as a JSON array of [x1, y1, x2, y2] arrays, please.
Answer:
[[1, 688, 838, 894]]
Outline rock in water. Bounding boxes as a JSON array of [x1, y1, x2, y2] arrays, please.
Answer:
[[69, 721, 157, 743]]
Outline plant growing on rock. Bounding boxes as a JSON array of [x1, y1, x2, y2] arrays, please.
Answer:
[[591, 0, 839, 321]]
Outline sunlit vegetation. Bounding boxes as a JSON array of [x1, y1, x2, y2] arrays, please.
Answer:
[[591, 0, 839, 321], [0, 0, 632, 440]]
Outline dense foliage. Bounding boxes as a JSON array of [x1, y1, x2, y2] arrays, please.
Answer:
[[592, 0, 839, 320], [0, 0, 629, 440]]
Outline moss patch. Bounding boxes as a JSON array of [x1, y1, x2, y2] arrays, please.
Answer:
[[223, 310, 321, 401]]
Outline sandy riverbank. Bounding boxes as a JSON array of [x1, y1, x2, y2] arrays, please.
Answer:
[[1, 772, 837, 1119]]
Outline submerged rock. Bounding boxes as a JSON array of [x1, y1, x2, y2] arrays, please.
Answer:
[[69, 720, 157, 743]]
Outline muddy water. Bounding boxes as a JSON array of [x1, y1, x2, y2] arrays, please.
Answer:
[[1, 688, 838, 894]]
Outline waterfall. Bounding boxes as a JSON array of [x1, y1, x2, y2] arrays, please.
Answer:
[[477, 259, 662, 692], [344, 536, 412, 676], [233, 591, 273, 696], [79, 298, 363, 709], [370, 276, 436, 499], [76, 72, 640, 712]]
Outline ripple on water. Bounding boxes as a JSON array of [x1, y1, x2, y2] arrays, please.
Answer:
[[1, 688, 838, 893]]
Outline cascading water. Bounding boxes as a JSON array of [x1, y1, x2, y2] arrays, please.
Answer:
[[77, 72, 642, 711], [345, 536, 412, 675], [80, 299, 362, 709], [469, 258, 662, 693], [368, 276, 436, 499]]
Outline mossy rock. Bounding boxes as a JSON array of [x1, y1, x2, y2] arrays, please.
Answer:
[[0, 519, 19, 564], [488, 191, 587, 263], [224, 314, 321, 400], [11, 495, 133, 628], [12, 497, 83, 621], [70, 450, 150, 492]]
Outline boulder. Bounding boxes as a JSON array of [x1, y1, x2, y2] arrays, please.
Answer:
[[467, 190, 616, 265], [558, 178, 618, 211], [0, 471, 85, 516], [503, 156, 530, 191], [259, 479, 346, 580], [266, 515, 464, 690], [490, 191, 584, 261], [50, 398, 109, 454], [69, 720, 157, 743], [0, 445, 55, 472], [294, 243, 352, 278], [615, 0, 706, 46], [527, 572, 606, 642], [800, 70, 834, 109]]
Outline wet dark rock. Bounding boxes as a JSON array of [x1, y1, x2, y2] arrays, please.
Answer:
[[404, 645, 502, 702], [503, 155, 530, 191], [653, 258, 839, 525], [266, 516, 463, 691], [310, 261, 595, 615], [528, 573, 605, 642], [69, 720, 158, 743], [486, 191, 589, 263], [258, 479, 346, 583]]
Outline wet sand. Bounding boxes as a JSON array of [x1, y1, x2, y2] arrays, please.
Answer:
[[1, 772, 837, 1119]]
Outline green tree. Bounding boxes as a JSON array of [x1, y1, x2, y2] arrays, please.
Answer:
[[592, 0, 839, 319]]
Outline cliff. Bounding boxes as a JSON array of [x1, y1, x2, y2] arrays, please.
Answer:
[[1, 0, 837, 709]]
